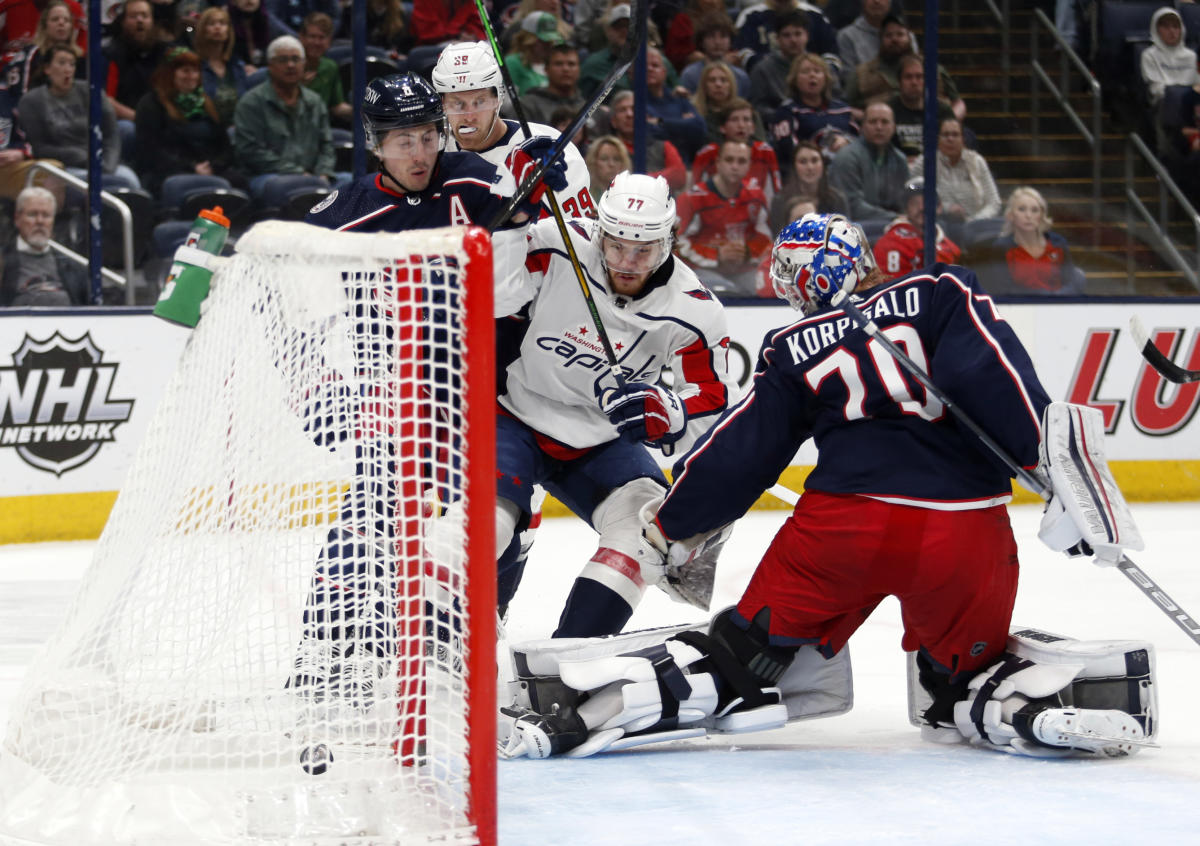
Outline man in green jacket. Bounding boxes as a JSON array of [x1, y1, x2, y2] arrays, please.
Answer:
[[234, 35, 337, 206]]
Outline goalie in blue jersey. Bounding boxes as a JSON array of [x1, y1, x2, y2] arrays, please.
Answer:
[[499, 213, 1156, 761]]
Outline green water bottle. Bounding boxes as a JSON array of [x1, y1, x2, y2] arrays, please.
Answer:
[[153, 206, 231, 327]]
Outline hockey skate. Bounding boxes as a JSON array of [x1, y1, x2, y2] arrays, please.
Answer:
[[286, 640, 387, 708], [286, 639, 339, 701], [1024, 707, 1152, 757]]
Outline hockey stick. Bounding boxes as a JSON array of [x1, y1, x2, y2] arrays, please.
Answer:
[[485, 1, 645, 231], [473, 0, 625, 384], [1129, 316, 1200, 384], [831, 289, 1200, 647]]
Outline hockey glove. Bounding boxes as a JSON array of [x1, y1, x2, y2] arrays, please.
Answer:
[[599, 382, 687, 447], [639, 498, 720, 611], [1034, 402, 1143, 566], [504, 136, 569, 213]]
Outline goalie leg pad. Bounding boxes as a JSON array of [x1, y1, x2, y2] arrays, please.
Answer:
[[503, 608, 852, 758], [949, 626, 1156, 758]]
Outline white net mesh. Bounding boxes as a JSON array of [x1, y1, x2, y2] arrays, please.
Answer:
[[0, 222, 492, 845]]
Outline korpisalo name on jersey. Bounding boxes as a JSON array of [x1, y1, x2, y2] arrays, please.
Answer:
[[784, 285, 923, 365]]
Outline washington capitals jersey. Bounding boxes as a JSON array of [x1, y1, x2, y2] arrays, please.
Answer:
[[690, 140, 781, 207], [446, 118, 595, 219], [676, 178, 773, 270], [500, 217, 735, 451], [305, 150, 515, 231], [657, 264, 1051, 541]]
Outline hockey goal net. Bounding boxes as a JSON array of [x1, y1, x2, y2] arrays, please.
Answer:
[[0, 222, 496, 845]]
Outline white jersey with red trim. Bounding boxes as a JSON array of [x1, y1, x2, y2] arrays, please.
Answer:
[[447, 118, 596, 219], [499, 217, 735, 450]]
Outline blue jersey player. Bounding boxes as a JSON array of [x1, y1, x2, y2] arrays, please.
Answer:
[[289, 73, 567, 703]]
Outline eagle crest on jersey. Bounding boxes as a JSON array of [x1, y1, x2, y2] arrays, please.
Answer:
[[770, 213, 876, 315], [432, 41, 504, 102]]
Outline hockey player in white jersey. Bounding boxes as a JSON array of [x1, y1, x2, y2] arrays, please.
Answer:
[[432, 41, 594, 220], [495, 171, 735, 638], [432, 41, 598, 618]]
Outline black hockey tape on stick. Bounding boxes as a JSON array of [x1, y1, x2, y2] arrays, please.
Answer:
[[833, 291, 1200, 648], [485, 0, 648, 232], [474, 0, 626, 385], [1129, 316, 1200, 384]]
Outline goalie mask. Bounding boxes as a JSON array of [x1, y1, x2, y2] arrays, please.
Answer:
[[770, 213, 875, 315], [596, 171, 676, 280], [363, 72, 446, 153]]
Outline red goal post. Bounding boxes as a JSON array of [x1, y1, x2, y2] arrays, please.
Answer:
[[0, 222, 496, 846]]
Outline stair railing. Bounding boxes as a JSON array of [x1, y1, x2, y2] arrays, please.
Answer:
[[976, 0, 1011, 113], [1125, 133, 1200, 292], [1030, 7, 1101, 242]]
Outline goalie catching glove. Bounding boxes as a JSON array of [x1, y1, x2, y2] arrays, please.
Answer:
[[1035, 402, 1143, 565], [504, 136, 569, 216], [636, 497, 726, 611], [599, 382, 687, 447]]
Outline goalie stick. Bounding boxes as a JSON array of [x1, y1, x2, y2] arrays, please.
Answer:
[[485, 1, 647, 232], [1129, 316, 1200, 384], [473, 0, 626, 388], [828, 289, 1200, 648]]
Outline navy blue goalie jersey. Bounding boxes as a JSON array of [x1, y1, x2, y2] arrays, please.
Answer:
[[659, 264, 1052, 541], [305, 151, 515, 231]]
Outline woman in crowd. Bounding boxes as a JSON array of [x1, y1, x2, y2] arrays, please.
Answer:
[[910, 117, 1001, 224], [1, 0, 82, 102], [18, 44, 138, 187], [607, 89, 686, 192], [228, 0, 272, 70], [770, 53, 856, 171], [134, 47, 243, 195], [340, 0, 410, 55], [584, 134, 631, 204], [662, 0, 726, 71], [692, 60, 763, 144], [992, 186, 1086, 295], [768, 139, 847, 232], [193, 5, 249, 126], [27, 1, 83, 87]]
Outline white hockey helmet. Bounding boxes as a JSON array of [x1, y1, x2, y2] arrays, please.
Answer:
[[431, 41, 505, 102], [596, 171, 676, 275]]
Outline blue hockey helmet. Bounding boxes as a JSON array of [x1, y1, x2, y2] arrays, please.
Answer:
[[363, 72, 445, 151], [769, 213, 875, 314]]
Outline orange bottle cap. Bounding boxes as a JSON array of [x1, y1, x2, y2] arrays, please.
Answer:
[[199, 206, 231, 227]]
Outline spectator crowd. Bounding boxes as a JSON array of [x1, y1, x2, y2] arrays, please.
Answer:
[[9, 0, 1195, 305]]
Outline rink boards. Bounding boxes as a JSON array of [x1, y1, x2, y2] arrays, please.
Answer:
[[0, 299, 1197, 542]]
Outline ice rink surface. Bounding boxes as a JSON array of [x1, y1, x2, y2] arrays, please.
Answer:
[[2, 502, 1198, 845]]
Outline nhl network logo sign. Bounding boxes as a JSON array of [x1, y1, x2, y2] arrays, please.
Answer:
[[1, 332, 134, 475]]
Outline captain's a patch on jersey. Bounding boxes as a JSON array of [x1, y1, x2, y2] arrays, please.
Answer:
[[310, 190, 338, 214]]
